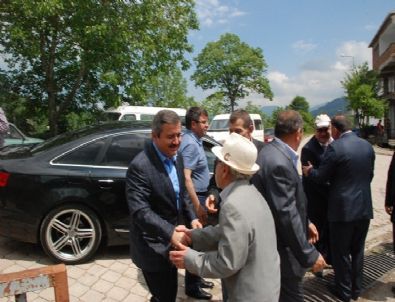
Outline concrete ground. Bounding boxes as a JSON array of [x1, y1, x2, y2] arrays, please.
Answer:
[[0, 138, 394, 301]]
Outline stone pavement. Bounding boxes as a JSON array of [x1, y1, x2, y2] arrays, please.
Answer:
[[0, 139, 394, 302]]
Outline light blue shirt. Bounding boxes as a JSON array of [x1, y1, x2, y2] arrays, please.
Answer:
[[179, 130, 210, 192], [153, 143, 180, 209]]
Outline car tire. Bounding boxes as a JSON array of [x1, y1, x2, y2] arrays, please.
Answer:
[[40, 204, 102, 264]]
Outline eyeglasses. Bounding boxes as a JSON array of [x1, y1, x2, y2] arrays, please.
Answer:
[[316, 127, 329, 133]]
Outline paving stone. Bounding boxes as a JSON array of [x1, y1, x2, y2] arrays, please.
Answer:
[[123, 293, 148, 302], [79, 272, 99, 287], [80, 289, 105, 301], [92, 278, 113, 293], [101, 269, 121, 283], [67, 265, 86, 279], [69, 281, 89, 298], [116, 275, 137, 290], [106, 286, 129, 301]]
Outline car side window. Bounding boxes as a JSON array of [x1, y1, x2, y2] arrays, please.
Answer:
[[203, 140, 217, 174], [121, 114, 137, 121], [54, 139, 106, 165], [254, 119, 263, 130], [100, 133, 149, 167]]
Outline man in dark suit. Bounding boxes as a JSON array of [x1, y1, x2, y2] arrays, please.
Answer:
[[303, 115, 375, 302], [126, 110, 201, 302], [252, 110, 326, 302], [301, 114, 333, 275], [385, 151, 395, 252]]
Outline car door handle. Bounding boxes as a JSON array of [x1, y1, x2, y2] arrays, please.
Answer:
[[98, 179, 114, 183]]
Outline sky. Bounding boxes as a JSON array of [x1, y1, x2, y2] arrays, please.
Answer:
[[186, 0, 395, 108]]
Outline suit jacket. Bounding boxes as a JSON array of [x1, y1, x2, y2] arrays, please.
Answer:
[[301, 136, 330, 224], [185, 180, 280, 302], [386, 152, 395, 223], [126, 141, 196, 272], [252, 138, 319, 278], [309, 132, 375, 222]]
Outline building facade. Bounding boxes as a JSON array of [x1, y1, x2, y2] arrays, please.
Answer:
[[369, 11, 395, 144]]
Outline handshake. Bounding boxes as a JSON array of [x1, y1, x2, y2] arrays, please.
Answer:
[[169, 224, 197, 269]]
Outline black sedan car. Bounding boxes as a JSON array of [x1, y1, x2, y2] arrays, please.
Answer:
[[0, 121, 219, 264]]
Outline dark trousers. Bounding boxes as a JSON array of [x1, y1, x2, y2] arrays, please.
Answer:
[[142, 267, 178, 302], [185, 193, 206, 292], [279, 276, 304, 302], [330, 220, 370, 300]]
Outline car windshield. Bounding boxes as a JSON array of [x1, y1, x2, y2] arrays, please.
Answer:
[[101, 112, 122, 122], [30, 122, 151, 154], [208, 119, 229, 131]]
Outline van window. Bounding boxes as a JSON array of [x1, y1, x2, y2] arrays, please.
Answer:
[[254, 119, 263, 130], [121, 114, 137, 121], [140, 114, 155, 121], [209, 119, 229, 131]]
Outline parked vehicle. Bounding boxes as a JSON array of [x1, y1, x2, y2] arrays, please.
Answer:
[[207, 113, 264, 143], [4, 123, 44, 146], [101, 105, 186, 123], [264, 128, 274, 143], [0, 121, 219, 264]]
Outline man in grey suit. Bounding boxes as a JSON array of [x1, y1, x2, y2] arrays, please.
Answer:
[[170, 133, 280, 302], [252, 110, 326, 302], [126, 110, 201, 302], [303, 115, 375, 302]]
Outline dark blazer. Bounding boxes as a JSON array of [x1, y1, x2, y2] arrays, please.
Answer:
[[309, 132, 375, 222], [126, 141, 196, 272], [301, 136, 330, 224], [252, 139, 319, 278], [385, 152, 395, 223]]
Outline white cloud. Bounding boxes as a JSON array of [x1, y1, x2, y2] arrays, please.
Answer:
[[244, 40, 372, 108], [292, 40, 317, 53], [195, 0, 246, 27]]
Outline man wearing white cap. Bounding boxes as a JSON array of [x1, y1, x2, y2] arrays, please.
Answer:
[[301, 114, 333, 276], [169, 133, 280, 302]]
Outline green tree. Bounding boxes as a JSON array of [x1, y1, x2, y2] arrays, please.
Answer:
[[0, 0, 198, 135], [191, 33, 273, 113], [201, 92, 226, 117], [287, 96, 314, 132], [341, 62, 386, 128], [145, 67, 197, 108]]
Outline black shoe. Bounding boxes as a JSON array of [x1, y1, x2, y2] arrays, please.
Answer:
[[327, 285, 350, 302], [200, 280, 215, 289], [351, 292, 359, 300], [185, 287, 212, 300]]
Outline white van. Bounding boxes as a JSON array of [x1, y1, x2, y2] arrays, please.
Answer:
[[102, 105, 186, 123], [207, 113, 264, 143]]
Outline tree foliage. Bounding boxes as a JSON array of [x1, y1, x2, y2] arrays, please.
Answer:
[[0, 0, 198, 135], [192, 33, 273, 112], [287, 95, 314, 132], [145, 67, 197, 108], [341, 62, 386, 128], [201, 92, 226, 118]]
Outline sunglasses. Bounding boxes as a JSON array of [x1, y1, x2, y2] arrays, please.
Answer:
[[316, 127, 329, 133]]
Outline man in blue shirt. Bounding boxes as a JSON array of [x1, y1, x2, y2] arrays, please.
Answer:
[[179, 106, 213, 300]]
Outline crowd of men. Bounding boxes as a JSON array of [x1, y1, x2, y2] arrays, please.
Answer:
[[126, 107, 377, 302]]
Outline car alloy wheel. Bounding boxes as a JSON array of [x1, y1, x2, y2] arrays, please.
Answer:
[[40, 205, 102, 264]]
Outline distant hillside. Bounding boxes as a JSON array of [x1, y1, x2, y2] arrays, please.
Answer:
[[261, 105, 279, 115], [311, 97, 349, 117]]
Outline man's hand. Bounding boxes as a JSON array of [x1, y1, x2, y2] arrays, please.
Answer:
[[171, 229, 191, 249], [308, 222, 319, 244], [169, 248, 189, 269], [302, 161, 313, 177], [205, 194, 218, 214], [385, 206, 393, 216], [196, 204, 208, 225], [191, 219, 202, 229], [312, 253, 327, 273]]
